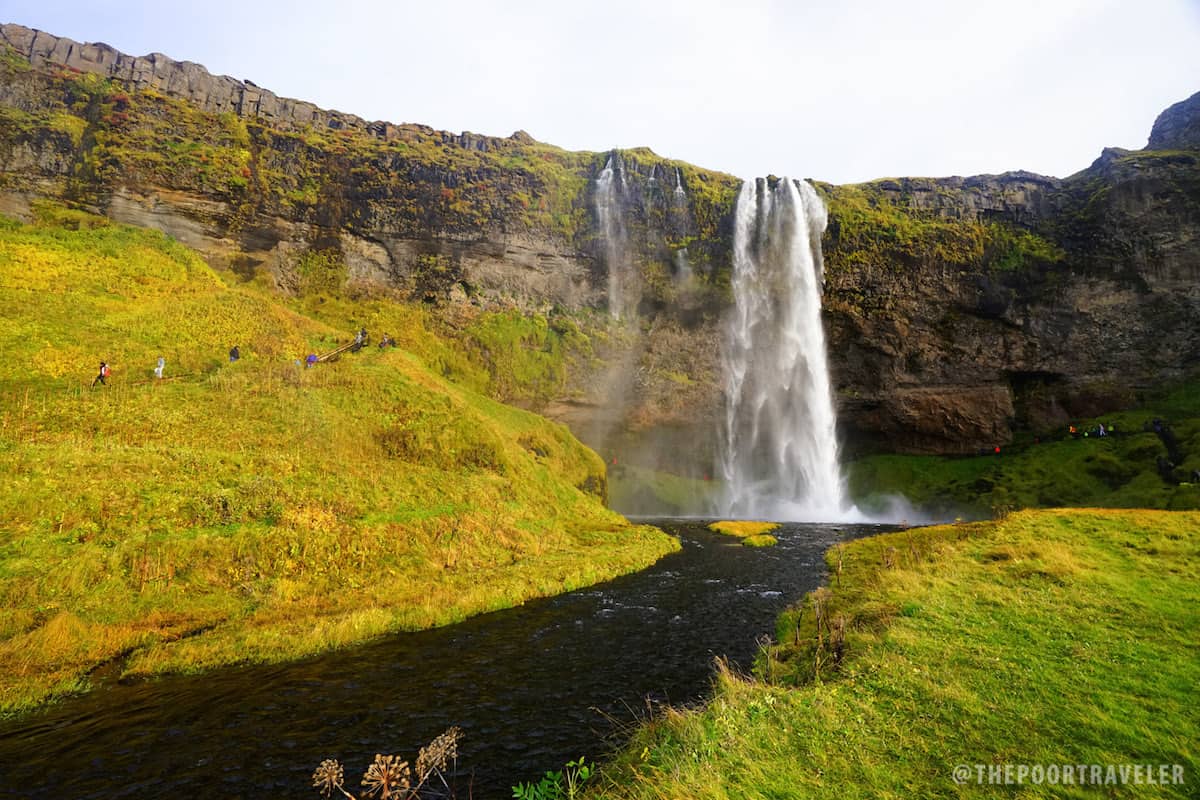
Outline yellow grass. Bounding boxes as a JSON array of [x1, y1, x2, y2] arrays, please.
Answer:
[[707, 521, 780, 538], [0, 207, 679, 713]]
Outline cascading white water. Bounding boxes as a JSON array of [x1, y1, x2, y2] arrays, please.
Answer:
[[718, 177, 851, 522], [673, 168, 685, 200], [673, 247, 692, 283], [594, 156, 628, 319]]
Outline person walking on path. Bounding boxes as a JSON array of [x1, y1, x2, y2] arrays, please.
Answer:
[[154, 355, 165, 380], [229, 345, 240, 363], [92, 361, 110, 388], [305, 353, 318, 369]]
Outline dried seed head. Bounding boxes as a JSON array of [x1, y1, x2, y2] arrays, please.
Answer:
[[416, 726, 463, 780], [362, 754, 411, 798], [312, 759, 344, 798]]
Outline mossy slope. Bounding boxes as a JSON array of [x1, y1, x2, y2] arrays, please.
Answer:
[[0, 210, 677, 714]]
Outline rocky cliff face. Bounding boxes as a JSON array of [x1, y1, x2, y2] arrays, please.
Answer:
[[1, 23, 1197, 468], [1148, 90, 1200, 151], [821, 137, 1200, 453]]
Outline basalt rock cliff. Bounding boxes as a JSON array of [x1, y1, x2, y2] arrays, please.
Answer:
[[2, 23, 1197, 471]]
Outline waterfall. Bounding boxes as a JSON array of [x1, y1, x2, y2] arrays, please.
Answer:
[[673, 247, 692, 283], [718, 177, 850, 522], [595, 155, 629, 319], [673, 168, 685, 200]]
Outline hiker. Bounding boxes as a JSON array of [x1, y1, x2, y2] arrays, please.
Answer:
[[91, 361, 110, 388], [229, 345, 240, 363], [1098, 423, 1106, 437], [154, 355, 165, 380], [306, 353, 318, 369], [378, 333, 395, 348]]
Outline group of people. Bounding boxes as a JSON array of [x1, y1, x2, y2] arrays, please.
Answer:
[[92, 354, 168, 387], [1068, 422, 1116, 438], [92, 328, 398, 388], [91, 352, 182, 388]]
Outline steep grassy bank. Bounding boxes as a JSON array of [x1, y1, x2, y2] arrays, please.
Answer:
[[0, 209, 677, 714], [596, 509, 1199, 798]]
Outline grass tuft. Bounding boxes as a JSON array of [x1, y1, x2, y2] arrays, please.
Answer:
[[707, 521, 780, 538]]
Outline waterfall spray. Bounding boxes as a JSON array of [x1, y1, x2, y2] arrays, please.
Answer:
[[718, 177, 851, 522]]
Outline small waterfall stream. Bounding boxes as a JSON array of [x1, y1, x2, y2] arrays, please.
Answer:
[[594, 155, 629, 319], [718, 177, 852, 522]]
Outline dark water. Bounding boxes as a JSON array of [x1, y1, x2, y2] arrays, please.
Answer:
[[0, 520, 889, 799]]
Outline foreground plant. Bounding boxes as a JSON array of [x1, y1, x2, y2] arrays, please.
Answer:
[[313, 726, 463, 800], [511, 757, 594, 800]]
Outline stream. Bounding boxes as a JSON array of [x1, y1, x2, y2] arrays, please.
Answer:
[[0, 520, 892, 799]]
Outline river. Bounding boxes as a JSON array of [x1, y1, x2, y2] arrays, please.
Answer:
[[0, 520, 893, 799]]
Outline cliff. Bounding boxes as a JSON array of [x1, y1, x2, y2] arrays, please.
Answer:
[[2, 22, 1198, 470]]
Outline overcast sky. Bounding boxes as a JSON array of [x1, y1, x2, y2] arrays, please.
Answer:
[[5, 1, 1199, 184]]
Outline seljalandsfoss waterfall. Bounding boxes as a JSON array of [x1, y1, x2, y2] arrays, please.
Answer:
[[718, 177, 858, 522]]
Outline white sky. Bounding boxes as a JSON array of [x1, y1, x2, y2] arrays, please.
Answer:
[[5, 0, 1200, 184]]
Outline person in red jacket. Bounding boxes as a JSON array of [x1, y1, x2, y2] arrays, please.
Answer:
[[92, 361, 110, 388]]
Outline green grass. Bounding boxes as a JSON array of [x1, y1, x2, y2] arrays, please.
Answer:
[[596, 509, 1199, 798], [847, 387, 1200, 517], [0, 209, 678, 714]]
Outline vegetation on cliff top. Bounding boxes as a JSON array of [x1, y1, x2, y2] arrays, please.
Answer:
[[820, 181, 1065, 289], [0, 48, 739, 255], [596, 508, 1199, 798], [0, 207, 678, 714]]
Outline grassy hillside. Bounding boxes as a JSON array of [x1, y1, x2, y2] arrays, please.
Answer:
[[0, 207, 677, 714], [596, 508, 1199, 798], [848, 381, 1200, 518]]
